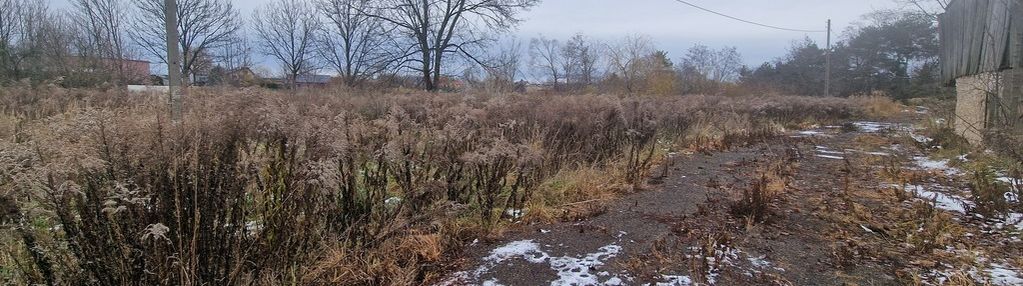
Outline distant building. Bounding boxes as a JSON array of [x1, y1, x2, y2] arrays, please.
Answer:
[[939, 0, 1023, 144], [70, 57, 151, 85], [228, 67, 260, 87], [294, 74, 333, 89]]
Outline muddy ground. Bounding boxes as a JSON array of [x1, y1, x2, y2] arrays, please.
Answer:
[[439, 116, 1023, 286]]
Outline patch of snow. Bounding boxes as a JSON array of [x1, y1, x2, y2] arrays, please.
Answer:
[[482, 279, 504, 286], [912, 156, 961, 176], [904, 185, 970, 214], [985, 263, 1023, 286], [485, 240, 547, 264], [655, 275, 693, 286], [748, 256, 772, 268], [911, 133, 934, 144], [504, 208, 527, 219], [841, 148, 892, 156], [385, 197, 402, 206], [549, 245, 622, 286], [816, 154, 845, 160], [1005, 213, 1023, 230], [996, 176, 1021, 193], [792, 130, 831, 138], [1006, 192, 1020, 204], [604, 277, 624, 285], [852, 121, 910, 133], [798, 130, 827, 136], [458, 240, 626, 286]]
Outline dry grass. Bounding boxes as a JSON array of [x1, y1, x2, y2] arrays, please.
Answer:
[[0, 86, 874, 285], [729, 151, 795, 223], [849, 94, 904, 119]]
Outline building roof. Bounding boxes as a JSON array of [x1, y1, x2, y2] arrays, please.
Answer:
[[939, 0, 1023, 82]]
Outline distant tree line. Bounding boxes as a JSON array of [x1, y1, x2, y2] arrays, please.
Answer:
[[484, 9, 947, 99], [0, 0, 540, 91], [0, 0, 949, 98], [740, 10, 948, 99]]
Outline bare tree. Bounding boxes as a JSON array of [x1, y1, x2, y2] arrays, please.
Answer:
[[0, 0, 70, 82], [605, 34, 655, 94], [679, 44, 742, 93], [132, 0, 240, 85], [216, 35, 252, 71], [253, 0, 322, 88], [483, 38, 522, 92], [0, 0, 20, 80], [680, 44, 714, 77], [72, 0, 133, 83], [712, 46, 742, 83], [561, 33, 598, 89], [362, 0, 540, 91], [529, 35, 562, 90], [896, 0, 949, 19], [317, 0, 391, 87]]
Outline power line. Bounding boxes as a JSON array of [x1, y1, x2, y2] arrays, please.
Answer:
[[669, 0, 826, 33]]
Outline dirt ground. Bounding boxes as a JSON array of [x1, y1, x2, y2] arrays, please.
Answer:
[[438, 114, 1023, 286]]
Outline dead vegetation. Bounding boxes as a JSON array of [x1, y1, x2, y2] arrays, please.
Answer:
[[0, 86, 878, 285]]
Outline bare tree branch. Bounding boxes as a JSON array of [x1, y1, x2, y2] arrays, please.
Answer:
[[131, 0, 239, 85]]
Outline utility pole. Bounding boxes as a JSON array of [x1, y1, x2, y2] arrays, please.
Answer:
[[165, 0, 183, 121], [825, 19, 832, 97]]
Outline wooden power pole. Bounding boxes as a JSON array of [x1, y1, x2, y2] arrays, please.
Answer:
[[165, 0, 183, 121], [825, 19, 832, 97]]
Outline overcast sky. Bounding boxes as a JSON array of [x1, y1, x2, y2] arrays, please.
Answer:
[[48, 0, 908, 72]]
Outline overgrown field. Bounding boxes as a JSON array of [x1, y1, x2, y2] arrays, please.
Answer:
[[0, 87, 889, 285]]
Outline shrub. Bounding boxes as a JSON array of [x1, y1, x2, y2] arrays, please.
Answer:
[[0, 87, 870, 285]]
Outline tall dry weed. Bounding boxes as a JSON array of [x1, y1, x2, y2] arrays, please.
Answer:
[[0, 87, 870, 285]]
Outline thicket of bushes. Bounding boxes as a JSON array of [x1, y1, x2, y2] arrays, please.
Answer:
[[0, 87, 874, 285]]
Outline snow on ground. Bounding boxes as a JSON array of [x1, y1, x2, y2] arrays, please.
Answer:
[[922, 249, 1023, 286], [1001, 212, 1023, 230], [902, 184, 971, 214], [911, 133, 935, 144], [986, 263, 1023, 286], [548, 245, 623, 285], [996, 176, 1021, 194], [852, 121, 913, 133], [791, 130, 832, 138], [797, 130, 829, 137], [747, 256, 772, 268], [814, 146, 845, 160], [912, 156, 962, 176], [652, 247, 779, 285], [655, 275, 693, 286], [448, 240, 627, 286]]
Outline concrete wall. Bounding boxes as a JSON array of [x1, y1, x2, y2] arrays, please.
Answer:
[[955, 69, 1023, 145], [955, 73, 996, 145], [127, 85, 170, 94]]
